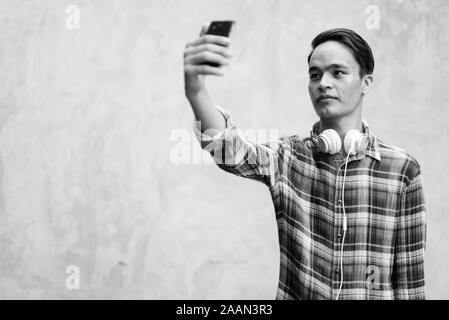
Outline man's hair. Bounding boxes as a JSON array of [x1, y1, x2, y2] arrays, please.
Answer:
[[307, 28, 375, 78]]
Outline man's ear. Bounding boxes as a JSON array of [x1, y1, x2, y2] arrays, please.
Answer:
[[361, 74, 373, 95]]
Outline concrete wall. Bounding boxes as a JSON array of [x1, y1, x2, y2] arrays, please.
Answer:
[[0, 0, 448, 299]]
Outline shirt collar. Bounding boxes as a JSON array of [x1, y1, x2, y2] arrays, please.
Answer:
[[365, 135, 381, 162]]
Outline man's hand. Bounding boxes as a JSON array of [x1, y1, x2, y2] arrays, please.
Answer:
[[184, 23, 233, 97]]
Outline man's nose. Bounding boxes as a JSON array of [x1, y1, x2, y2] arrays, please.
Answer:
[[318, 74, 333, 91]]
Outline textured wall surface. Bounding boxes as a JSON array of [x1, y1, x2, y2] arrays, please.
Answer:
[[0, 0, 448, 299]]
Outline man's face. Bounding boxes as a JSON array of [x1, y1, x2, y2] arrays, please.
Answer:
[[308, 41, 366, 120]]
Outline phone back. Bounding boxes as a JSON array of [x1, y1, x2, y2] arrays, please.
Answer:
[[206, 21, 235, 37]]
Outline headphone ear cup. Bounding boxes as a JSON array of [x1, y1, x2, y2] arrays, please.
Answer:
[[318, 129, 341, 154], [344, 130, 367, 155]]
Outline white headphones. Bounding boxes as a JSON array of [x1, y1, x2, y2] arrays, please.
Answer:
[[310, 119, 370, 156]]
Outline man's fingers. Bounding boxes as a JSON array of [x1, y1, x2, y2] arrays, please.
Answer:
[[184, 26, 232, 77], [184, 43, 232, 59], [186, 34, 230, 49], [185, 64, 225, 76], [185, 51, 229, 67]]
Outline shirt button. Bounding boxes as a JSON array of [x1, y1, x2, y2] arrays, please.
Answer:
[[336, 269, 340, 274], [337, 233, 342, 239], [337, 200, 342, 205]]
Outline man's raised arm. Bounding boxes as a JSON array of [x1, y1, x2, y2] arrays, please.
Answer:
[[184, 23, 233, 149]]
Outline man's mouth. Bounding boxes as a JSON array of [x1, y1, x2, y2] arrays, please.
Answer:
[[317, 95, 338, 102]]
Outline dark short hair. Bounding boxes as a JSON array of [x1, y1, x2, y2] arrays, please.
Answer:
[[307, 28, 374, 77]]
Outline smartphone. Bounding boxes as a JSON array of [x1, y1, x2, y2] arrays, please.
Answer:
[[204, 20, 235, 67], [205, 20, 236, 37]]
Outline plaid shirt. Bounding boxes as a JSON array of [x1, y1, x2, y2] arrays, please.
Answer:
[[193, 105, 426, 300]]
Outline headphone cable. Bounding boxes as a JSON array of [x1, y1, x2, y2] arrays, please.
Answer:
[[335, 148, 351, 300]]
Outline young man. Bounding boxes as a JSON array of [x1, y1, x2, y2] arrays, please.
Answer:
[[184, 26, 426, 300]]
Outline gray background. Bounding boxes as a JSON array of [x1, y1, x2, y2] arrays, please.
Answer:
[[0, 0, 448, 299]]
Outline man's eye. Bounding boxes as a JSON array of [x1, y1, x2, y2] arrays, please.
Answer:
[[334, 71, 344, 77], [310, 73, 320, 80]]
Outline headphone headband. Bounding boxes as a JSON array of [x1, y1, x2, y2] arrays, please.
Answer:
[[310, 119, 370, 138]]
